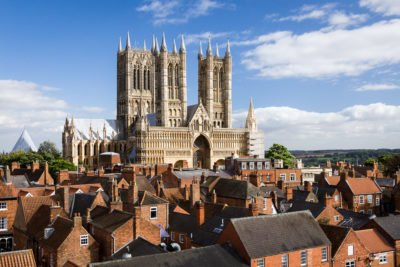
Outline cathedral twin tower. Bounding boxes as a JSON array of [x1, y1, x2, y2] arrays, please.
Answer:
[[117, 32, 232, 139]]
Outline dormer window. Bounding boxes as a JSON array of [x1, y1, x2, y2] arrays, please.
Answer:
[[80, 234, 88, 246]]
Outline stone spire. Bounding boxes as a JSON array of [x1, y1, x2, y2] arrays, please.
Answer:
[[118, 37, 122, 53], [245, 97, 257, 131], [206, 36, 212, 56], [198, 41, 203, 58], [143, 40, 147, 51], [173, 39, 177, 54], [151, 34, 156, 53], [225, 40, 231, 57], [179, 34, 186, 53], [160, 32, 167, 52], [155, 37, 160, 55], [126, 32, 131, 50], [215, 43, 220, 57]]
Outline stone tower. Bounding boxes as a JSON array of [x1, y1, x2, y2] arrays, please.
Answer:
[[116, 33, 187, 139], [198, 38, 232, 128]]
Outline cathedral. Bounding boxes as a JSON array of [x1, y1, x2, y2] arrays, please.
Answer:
[[62, 33, 264, 169]]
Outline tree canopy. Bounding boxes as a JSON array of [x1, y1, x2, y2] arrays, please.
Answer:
[[265, 143, 295, 168]]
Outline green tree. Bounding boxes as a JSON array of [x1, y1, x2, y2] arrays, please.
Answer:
[[0, 151, 44, 166], [49, 159, 76, 182], [38, 141, 61, 161], [382, 154, 400, 177], [364, 158, 376, 167], [265, 143, 295, 168]]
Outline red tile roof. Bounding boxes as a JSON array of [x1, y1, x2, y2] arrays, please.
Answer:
[[0, 249, 36, 267], [0, 182, 18, 198], [346, 178, 381, 195], [355, 229, 394, 253], [325, 176, 340, 186]]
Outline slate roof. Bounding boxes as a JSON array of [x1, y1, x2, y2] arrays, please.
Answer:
[[110, 237, 165, 260], [139, 191, 169, 206], [69, 192, 99, 217], [90, 210, 133, 233], [292, 190, 316, 202], [375, 178, 395, 188], [213, 178, 259, 200], [89, 244, 247, 267], [229, 211, 331, 258], [169, 212, 197, 234], [373, 215, 400, 240], [41, 216, 74, 248], [313, 186, 337, 202], [0, 249, 37, 267], [287, 201, 326, 218], [259, 186, 285, 198], [320, 224, 351, 257], [338, 209, 371, 230], [9, 175, 30, 188]]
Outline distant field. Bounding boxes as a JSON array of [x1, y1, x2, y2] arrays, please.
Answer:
[[288, 149, 400, 167]]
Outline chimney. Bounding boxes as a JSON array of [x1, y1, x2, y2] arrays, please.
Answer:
[[194, 201, 205, 226], [128, 181, 138, 204], [44, 161, 50, 185], [73, 212, 82, 227], [326, 160, 332, 168], [304, 181, 312, 192], [86, 208, 92, 223], [340, 171, 348, 183], [32, 160, 40, 172], [11, 162, 20, 172], [286, 187, 293, 201], [5, 165, 11, 184], [58, 170, 69, 184], [50, 203, 61, 222], [212, 190, 217, 204], [121, 167, 136, 184], [324, 193, 334, 207], [111, 177, 119, 202], [271, 191, 278, 207], [249, 202, 259, 216], [184, 184, 190, 201], [63, 186, 70, 214], [190, 177, 200, 207], [134, 206, 141, 238], [98, 166, 105, 177], [200, 172, 206, 184], [167, 164, 173, 174], [155, 179, 164, 196]]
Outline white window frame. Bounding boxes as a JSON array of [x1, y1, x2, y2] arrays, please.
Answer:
[[150, 207, 157, 219], [345, 260, 355, 267], [0, 202, 7, 210], [263, 198, 267, 210], [367, 195, 372, 204], [241, 162, 247, 170], [257, 162, 263, 170], [322, 247, 328, 262], [290, 173, 296, 181], [334, 215, 340, 222], [179, 234, 185, 243], [376, 196, 380, 206], [354, 196, 358, 203], [281, 254, 288, 267], [249, 162, 255, 170], [80, 234, 88, 246], [280, 174, 286, 181], [0, 217, 7, 231], [379, 253, 388, 264], [359, 195, 364, 204], [301, 250, 307, 266], [348, 244, 354, 256], [256, 258, 265, 267], [265, 161, 271, 170]]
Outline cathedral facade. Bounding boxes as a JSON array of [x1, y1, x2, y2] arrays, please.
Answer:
[[62, 33, 264, 169]]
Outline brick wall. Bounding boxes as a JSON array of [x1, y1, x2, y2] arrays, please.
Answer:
[[0, 198, 17, 232], [331, 230, 369, 267], [140, 204, 168, 229]]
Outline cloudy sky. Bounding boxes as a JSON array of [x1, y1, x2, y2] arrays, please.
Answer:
[[1, 0, 400, 151]]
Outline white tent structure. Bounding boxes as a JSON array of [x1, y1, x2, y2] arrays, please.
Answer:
[[11, 128, 37, 153]]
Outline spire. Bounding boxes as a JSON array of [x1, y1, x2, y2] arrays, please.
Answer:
[[179, 34, 186, 53], [160, 32, 167, 52], [215, 43, 220, 57], [70, 116, 75, 127], [143, 40, 147, 51], [173, 39, 177, 54], [225, 40, 231, 57], [198, 41, 203, 58], [126, 32, 131, 50], [65, 117, 69, 127], [206, 36, 212, 56], [155, 37, 160, 55], [245, 97, 257, 131], [151, 34, 156, 53], [118, 37, 122, 53]]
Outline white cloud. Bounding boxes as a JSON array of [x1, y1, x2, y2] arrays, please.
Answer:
[[233, 103, 400, 149], [360, 0, 400, 16], [137, 0, 226, 25], [241, 19, 400, 78], [0, 80, 68, 151], [185, 31, 231, 45], [356, 83, 399, 92], [328, 11, 368, 29], [82, 106, 104, 113], [277, 3, 335, 22]]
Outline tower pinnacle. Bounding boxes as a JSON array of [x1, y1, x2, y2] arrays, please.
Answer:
[[245, 97, 257, 131], [160, 32, 167, 52], [198, 41, 203, 58], [118, 37, 122, 53], [143, 40, 147, 51], [215, 43, 220, 57], [180, 34, 186, 53], [151, 34, 156, 53], [225, 40, 231, 57], [155, 37, 160, 55], [173, 39, 177, 54], [206, 36, 212, 56], [126, 32, 131, 50]]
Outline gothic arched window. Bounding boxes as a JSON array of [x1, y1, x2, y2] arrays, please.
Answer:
[[175, 65, 179, 87], [143, 68, 147, 90], [133, 66, 137, 89], [168, 64, 173, 98], [147, 70, 151, 90]]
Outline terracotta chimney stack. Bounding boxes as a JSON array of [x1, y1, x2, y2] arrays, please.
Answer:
[[195, 201, 205, 226], [73, 213, 82, 227], [286, 187, 293, 201], [63, 186, 70, 214]]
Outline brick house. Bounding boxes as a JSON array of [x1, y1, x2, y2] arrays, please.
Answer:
[[10, 161, 54, 186], [321, 224, 370, 266], [218, 211, 331, 267], [288, 200, 344, 225], [38, 213, 99, 267], [0, 180, 18, 251], [337, 173, 382, 215]]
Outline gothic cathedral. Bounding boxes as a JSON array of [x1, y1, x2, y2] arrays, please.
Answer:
[[62, 33, 264, 169]]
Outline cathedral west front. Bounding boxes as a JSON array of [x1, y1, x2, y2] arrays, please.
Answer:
[[62, 33, 264, 169]]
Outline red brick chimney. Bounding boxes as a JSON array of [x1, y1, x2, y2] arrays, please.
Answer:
[[32, 160, 40, 172], [121, 167, 136, 184], [324, 193, 334, 207], [63, 186, 70, 214], [184, 184, 190, 201], [98, 166, 105, 177], [190, 177, 200, 208], [286, 187, 293, 201], [212, 190, 217, 204], [194, 201, 205, 226], [50, 203, 61, 222], [127, 181, 138, 204], [58, 170, 69, 184], [249, 202, 259, 216], [5, 166, 11, 184], [73, 213, 82, 227], [11, 162, 20, 172], [134, 206, 141, 238]]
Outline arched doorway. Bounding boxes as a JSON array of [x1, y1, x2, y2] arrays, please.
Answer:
[[193, 135, 210, 169]]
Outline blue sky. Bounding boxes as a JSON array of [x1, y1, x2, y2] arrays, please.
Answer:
[[1, 0, 400, 151]]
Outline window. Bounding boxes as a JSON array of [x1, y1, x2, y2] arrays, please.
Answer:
[[265, 161, 271, 170], [281, 254, 288, 267], [0, 202, 7, 210], [249, 162, 255, 170], [334, 195, 339, 202], [379, 253, 387, 264], [179, 234, 185, 243], [257, 162, 263, 170], [290, 173, 296, 181], [266, 175, 271, 182], [150, 207, 157, 219], [171, 232, 175, 241], [263, 198, 267, 210], [80, 234, 88, 246], [376, 196, 380, 206], [334, 215, 340, 222], [256, 258, 265, 267], [0, 218, 7, 231], [354, 196, 358, 203], [359, 195, 364, 204], [321, 247, 328, 262], [280, 174, 286, 181], [345, 260, 355, 267], [301, 250, 307, 266], [241, 162, 247, 170], [348, 244, 354, 256], [367, 195, 372, 203]]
